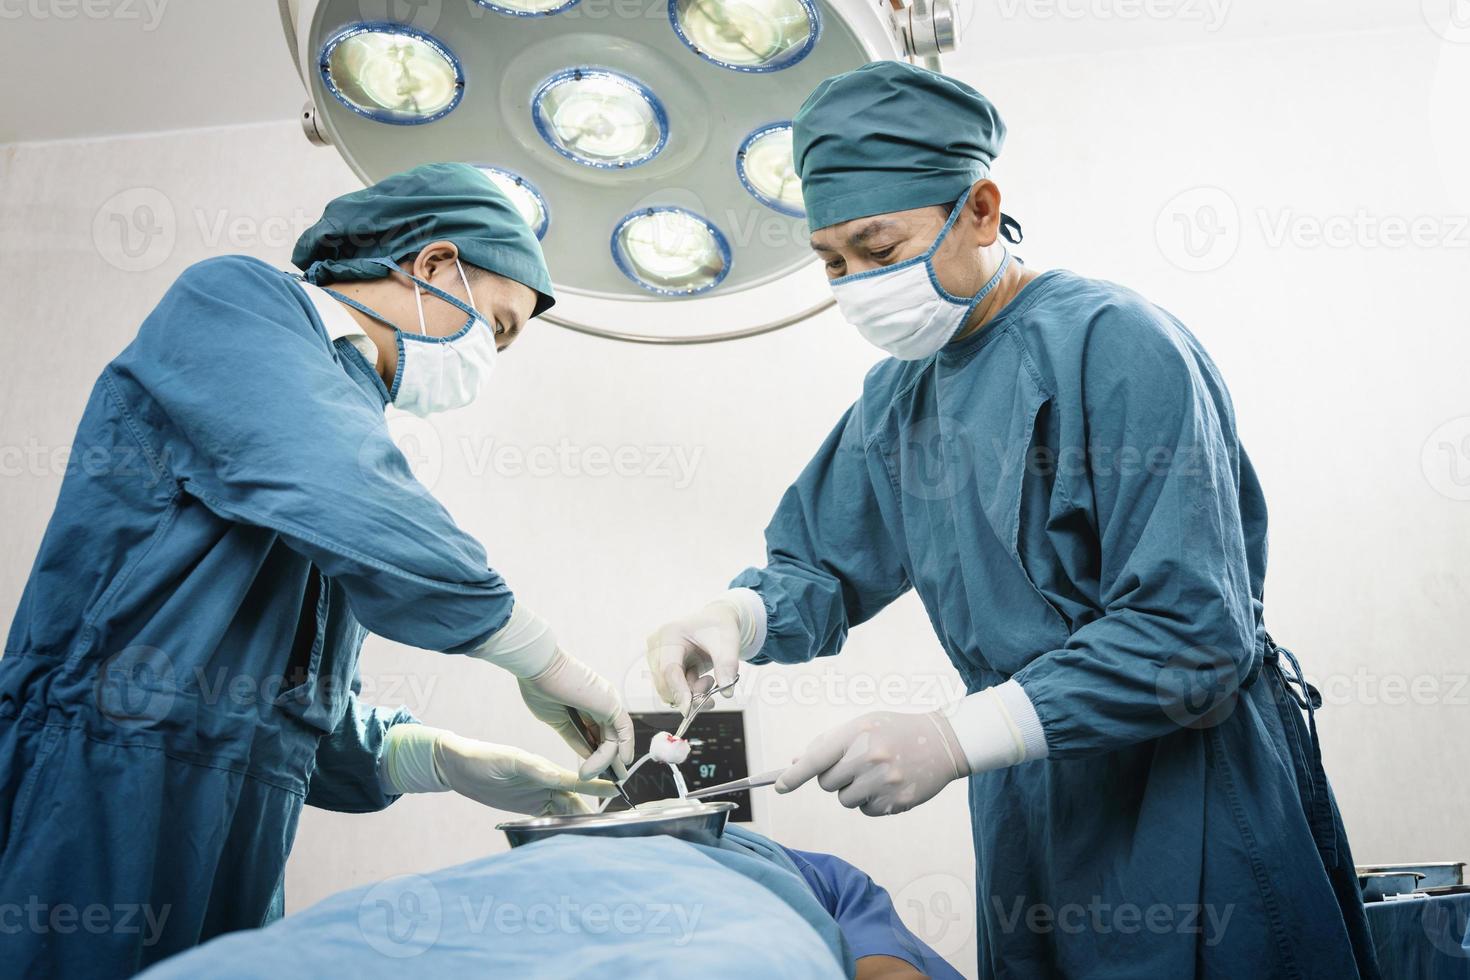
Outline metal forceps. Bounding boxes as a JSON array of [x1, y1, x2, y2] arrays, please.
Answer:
[[673, 674, 739, 740]]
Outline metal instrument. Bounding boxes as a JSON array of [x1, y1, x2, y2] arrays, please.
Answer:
[[673, 675, 739, 741], [498, 799, 736, 849], [567, 707, 637, 811], [1356, 862, 1466, 901], [685, 767, 786, 801]]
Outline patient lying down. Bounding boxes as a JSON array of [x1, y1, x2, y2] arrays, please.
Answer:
[[138, 824, 962, 979]]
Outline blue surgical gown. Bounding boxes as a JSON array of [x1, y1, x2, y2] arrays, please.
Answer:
[[733, 270, 1380, 979], [0, 256, 515, 975]]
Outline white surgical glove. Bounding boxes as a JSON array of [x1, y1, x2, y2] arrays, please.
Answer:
[[775, 682, 1048, 817], [645, 589, 766, 713], [517, 650, 636, 780], [469, 604, 635, 780], [380, 724, 616, 816]]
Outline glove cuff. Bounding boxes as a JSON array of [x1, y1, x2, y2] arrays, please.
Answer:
[[943, 680, 1049, 775], [470, 603, 560, 678], [379, 724, 452, 795], [712, 588, 768, 662]]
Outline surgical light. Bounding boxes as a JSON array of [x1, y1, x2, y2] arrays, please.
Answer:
[[532, 69, 668, 169], [319, 23, 463, 124], [612, 208, 730, 295], [477, 166, 551, 240], [283, 0, 951, 342], [736, 123, 803, 217], [473, 0, 580, 15], [670, 0, 819, 72]]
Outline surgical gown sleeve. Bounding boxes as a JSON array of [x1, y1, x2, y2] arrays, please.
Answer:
[[108, 255, 513, 653], [305, 679, 417, 813], [731, 397, 911, 664], [1013, 307, 1259, 758]]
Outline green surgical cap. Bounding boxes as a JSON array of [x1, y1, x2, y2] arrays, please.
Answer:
[[793, 61, 1007, 231], [293, 162, 555, 317]]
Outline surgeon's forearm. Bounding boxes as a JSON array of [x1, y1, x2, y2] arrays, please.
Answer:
[[463, 602, 559, 677], [943, 680, 1049, 774]]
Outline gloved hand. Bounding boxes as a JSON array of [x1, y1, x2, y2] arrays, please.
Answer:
[[380, 724, 616, 816], [774, 710, 968, 817], [518, 649, 636, 780], [646, 590, 765, 713], [468, 604, 635, 781], [775, 684, 1046, 816]]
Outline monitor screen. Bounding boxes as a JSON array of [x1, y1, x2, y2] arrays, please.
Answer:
[[604, 709, 753, 822]]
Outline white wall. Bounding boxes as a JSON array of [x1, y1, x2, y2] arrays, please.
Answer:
[[2, 21, 1468, 979]]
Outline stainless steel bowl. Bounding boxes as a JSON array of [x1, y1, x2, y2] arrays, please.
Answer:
[[497, 800, 736, 849]]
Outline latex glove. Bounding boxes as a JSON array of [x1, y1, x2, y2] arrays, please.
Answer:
[[380, 724, 616, 816], [775, 684, 1047, 816], [645, 589, 765, 713], [774, 710, 969, 817], [518, 649, 636, 780], [468, 604, 635, 781]]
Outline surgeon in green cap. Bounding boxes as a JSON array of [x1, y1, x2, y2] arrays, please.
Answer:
[[0, 163, 634, 975], [647, 63, 1380, 978]]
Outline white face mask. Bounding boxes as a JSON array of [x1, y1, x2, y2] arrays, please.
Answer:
[[829, 192, 1011, 361], [392, 259, 499, 418]]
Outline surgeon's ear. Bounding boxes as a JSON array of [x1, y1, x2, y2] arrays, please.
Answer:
[[411, 240, 462, 283], [964, 179, 1004, 248]]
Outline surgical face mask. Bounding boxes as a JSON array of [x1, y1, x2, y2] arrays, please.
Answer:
[[325, 258, 499, 417], [829, 190, 1011, 361], [392, 259, 499, 418]]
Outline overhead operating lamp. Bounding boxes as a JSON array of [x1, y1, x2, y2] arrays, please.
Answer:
[[279, 0, 960, 344]]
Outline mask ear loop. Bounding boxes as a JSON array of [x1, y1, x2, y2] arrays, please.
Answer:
[[455, 259, 478, 313], [455, 259, 498, 338], [413, 258, 479, 336], [371, 257, 482, 333], [411, 274, 429, 335]]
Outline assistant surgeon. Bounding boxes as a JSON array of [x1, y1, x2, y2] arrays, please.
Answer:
[[647, 63, 1380, 978], [0, 163, 634, 975]]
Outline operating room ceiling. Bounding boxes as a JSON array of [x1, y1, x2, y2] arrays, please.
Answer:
[[0, 0, 1429, 145]]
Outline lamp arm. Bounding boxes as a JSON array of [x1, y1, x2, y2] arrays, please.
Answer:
[[541, 296, 836, 345]]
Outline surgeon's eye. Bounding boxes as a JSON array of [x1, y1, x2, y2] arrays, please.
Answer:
[[869, 246, 896, 262]]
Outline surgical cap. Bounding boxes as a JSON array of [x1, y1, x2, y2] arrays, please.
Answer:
[[293, 162, 555, 317], [793, 61, 1007, 231]]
